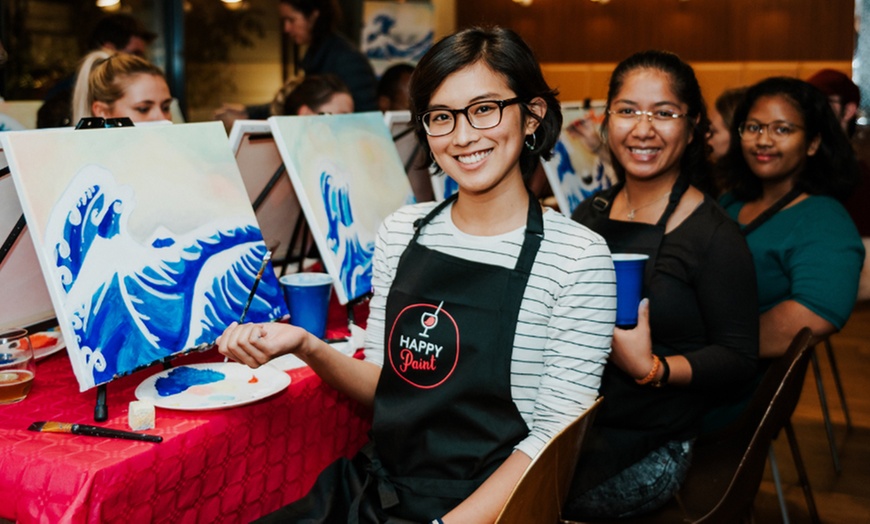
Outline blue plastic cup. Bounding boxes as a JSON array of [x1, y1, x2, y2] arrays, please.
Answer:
[[279, 272, 334, 339], [611, 254, 648, 329]]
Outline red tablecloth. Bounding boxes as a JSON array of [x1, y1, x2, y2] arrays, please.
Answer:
[[0, 342, 371, 523]]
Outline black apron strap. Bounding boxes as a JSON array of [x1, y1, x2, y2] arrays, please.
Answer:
[[656, 174, 690, 227], [412, 191, 543, 276], [515, 191, 544, 275], [740, 186, 803, 236], [412, 193, 458, 239]]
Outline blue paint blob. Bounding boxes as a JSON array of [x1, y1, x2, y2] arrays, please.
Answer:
[[155, 366, 225, 397], [151, 237, 175, 248]]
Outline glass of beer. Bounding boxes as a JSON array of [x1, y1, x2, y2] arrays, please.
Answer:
[[0, 328, 36, 404]]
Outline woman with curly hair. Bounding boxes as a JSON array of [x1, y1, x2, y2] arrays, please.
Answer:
[[720, 76, 864, 357]]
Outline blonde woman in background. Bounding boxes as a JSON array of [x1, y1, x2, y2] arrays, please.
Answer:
[[71, 50, 173, 125]]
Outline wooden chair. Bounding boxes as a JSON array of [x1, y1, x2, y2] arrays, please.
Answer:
[[573, 328, 816, 524], [494, 397, 603, 524]]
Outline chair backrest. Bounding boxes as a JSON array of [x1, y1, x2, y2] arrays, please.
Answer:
[[494, 397, 603, 524], [678, 327, 814, 523]]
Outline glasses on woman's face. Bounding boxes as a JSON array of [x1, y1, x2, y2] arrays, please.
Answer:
[[606, 107, 689, 127], [738, 120, 805, 141], [418, 98, 522, 137]]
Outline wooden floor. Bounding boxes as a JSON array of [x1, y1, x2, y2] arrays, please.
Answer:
[[751, 304, 870, 523]]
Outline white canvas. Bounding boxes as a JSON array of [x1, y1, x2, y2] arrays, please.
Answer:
[[270, 113, 411, 304], [1, 122, 288, 391], [0, 100, 41, 130], [0, 168, 55, 330], [541, 101, 617, 215]]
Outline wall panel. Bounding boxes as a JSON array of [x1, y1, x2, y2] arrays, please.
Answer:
[[458, 0, 854, 63]]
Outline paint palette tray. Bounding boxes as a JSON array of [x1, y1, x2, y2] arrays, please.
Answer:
[[134, 362, 291, 411]]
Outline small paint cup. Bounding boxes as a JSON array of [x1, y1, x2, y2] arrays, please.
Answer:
[[279, 272, 333, 339], [611, 254, 649, 329]]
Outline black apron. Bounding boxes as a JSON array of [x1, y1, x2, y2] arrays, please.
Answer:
[[366, 191, 543, 521], [262, 193, 546, 524], [569, 176, 691, 492]]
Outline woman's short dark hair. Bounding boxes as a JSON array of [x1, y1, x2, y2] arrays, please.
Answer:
[[722, 76, 859, 202], [280, 0, 340, 44], [408, 26, 562, 182], [281, 74, 350, 115], [603, 50, 712, 193]]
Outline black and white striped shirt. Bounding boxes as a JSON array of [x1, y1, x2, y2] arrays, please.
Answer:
[[364, 202, 616, 459]]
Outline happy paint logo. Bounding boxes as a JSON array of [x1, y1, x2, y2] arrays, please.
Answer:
[[387, 301, 459, 389]]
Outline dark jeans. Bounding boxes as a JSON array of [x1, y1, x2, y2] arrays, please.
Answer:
[[563, 439, 694, 519]]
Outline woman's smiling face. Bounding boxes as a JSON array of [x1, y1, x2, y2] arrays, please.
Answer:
[[425, 61, 541, 196], [740, 94, 819, 184], [606, 68, 694, 183]]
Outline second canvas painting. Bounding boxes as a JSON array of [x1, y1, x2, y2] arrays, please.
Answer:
[[270, 113, 412, 304]]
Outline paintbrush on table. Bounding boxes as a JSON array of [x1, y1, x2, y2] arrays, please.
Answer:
[[28, 421, 163, 443], [225, 250, 272, 362]]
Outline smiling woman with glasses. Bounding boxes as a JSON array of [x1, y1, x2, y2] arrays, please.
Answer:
[[702, 76, 865, 471], [566, 50, 759, 520], [718, 76, 863, 361], [218, 26, 617, 524]]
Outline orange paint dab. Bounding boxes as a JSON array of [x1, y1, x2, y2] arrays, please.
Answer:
[[248, 375, 259, 384], [30, 334, 58, 349]]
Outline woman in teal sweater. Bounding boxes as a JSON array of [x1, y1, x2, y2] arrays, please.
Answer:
[[720, 76, 864, 357]]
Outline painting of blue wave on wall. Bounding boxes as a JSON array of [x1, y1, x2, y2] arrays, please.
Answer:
[[270, 113, 411, 305], [1, 122, 288, 391], [362, 1, 434, 75]]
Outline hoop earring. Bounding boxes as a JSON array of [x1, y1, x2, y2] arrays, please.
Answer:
[[524, 132, 537, 151], [429, 151, 436, 164]]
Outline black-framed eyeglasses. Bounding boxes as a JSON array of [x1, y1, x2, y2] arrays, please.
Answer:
[[418, 98, 523, 137], [738, 120, 805, 140]]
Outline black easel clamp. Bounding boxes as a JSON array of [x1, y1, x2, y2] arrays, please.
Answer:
[[75, 117, 134, 130]]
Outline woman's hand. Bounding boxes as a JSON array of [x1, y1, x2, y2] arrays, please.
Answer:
[[216, 322, 310, 368], [610, 299, 656, 380]]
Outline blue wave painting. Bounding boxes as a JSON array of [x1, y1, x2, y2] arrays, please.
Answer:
[[364, 14, 433, 63], [46, 166, 287, 388], [552, 140, 613, 214], [270, 113, 411, 305], [321, 173, 374, 301]]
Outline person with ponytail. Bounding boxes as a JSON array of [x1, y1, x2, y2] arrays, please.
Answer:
[[71, 50, 172, 125]]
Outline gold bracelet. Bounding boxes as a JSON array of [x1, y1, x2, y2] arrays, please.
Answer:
[[635, 355, 661, 386]]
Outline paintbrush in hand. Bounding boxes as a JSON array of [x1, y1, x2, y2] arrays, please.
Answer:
[[239, 250, 272, 324], [28, 421, 162, 443], [224, 250, 272, 362]]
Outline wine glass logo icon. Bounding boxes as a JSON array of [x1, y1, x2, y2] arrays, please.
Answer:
[[418, 301, 444, 338]]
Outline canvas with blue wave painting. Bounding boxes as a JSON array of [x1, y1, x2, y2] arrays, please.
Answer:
[[269, 113, 411, 304], [362, 1, 434, 75], [540, 103, 618, 216], [0, 122, 288, 391]]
